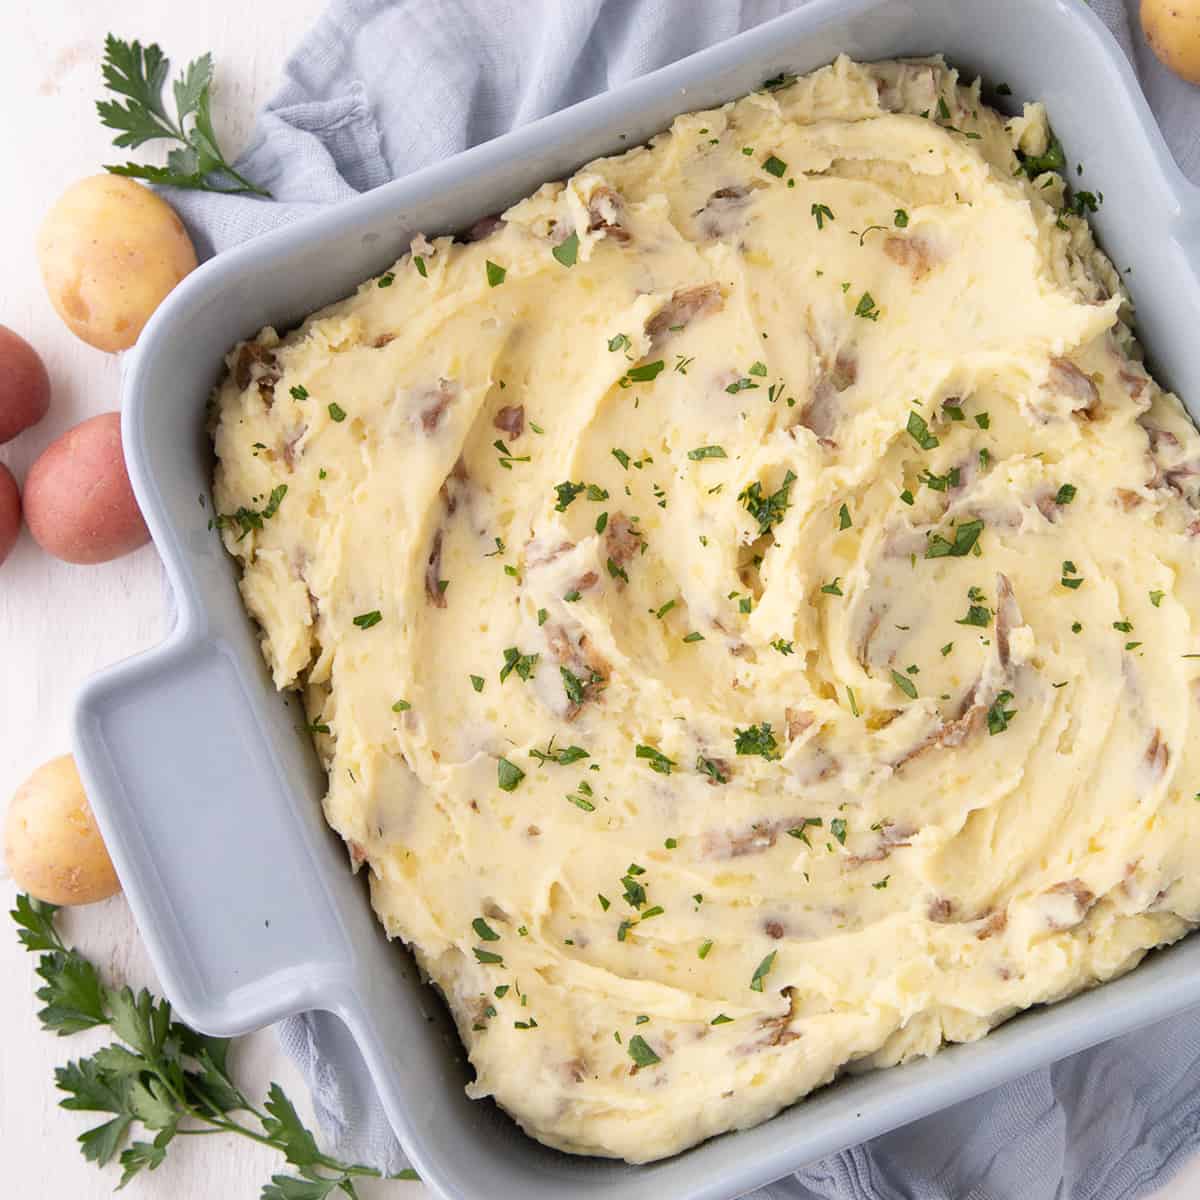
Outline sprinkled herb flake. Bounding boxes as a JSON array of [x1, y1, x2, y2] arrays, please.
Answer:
[[987, 690, 1017, 735], [847, 686, 860, 717], [612, 448, 631, 470], [500, 646, 539, 683], [771, 638, 794, 655], [830, 818, 847, 845], [623, 360, 666, 385], [740, 470, 797, 534], [925, 518, 984, 559], [636, 744, 675, 774], [1055, 483, 1077, 506], [891, 669, 918, 699], [493, 439, 530, 469], [1150, 590, 1165, 607], [711, 1013, 733, 1025], [811, 203, 835, 229], [696, 756, 728, 785], [552, 232, 580, 267], [414, 255, 427, 277], [975, 412, 990, 429], [749, 951, 776, 992], [327, 402, 347, 423], [473, 917, 500, 941], [497, 757, 525, 792], [734, 723, 780, 760], [682, 631, 705, 643], [290, 384, 309, 401], [485, 260, 507, 287], [906, 411, 939, 450], [353, 610, 382, 629], [560, 666, 586, 705], [698, 939, 714, 960], [821, 578, 844, 596], [391, 699, 411, 713], [688, 445, 727, 461], [894, 209, 909, 227], [473, 947, 504, 965], [855, 292, 880, 321], [763, 154, 788, 177]]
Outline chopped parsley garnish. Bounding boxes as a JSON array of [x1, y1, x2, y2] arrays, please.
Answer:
[[956, 588, 992, 626], [552, 232, 580, 267], [327, 402, 348, 423], [925, 518, 983, 559], [696, 756, 728, 784], [636, 744, 675, 774], [734, 723, 780, 760], [770, 638, 794, 655], [711, 1013, 733, 1025], [788, 817, 823, 846], [1113, 620, 1133, 633], [626, 1035, 661, 1068], [554, 480, 586, 510], [307, 720, 330, 734], [567, 783, 596, 812], [607, 557, 629, 583], [473, 917, 500, 941], [739, 470, 797, 534], [749, 361, 768, 377], [890, 669, 918, 699], [537, 607, 549, 626], [1061, 560, 1083, 589], [847, 686, 860, 717], [894, 209, 909, 227], [830, 818, 847, 845], [749, 951, 776, 992], [485, 260, 506, 287], [682, 631, 705, 643], [872, 876, 890, 890], [975, 412, 990, 429], [1072, 621, 1083, 634], [609, 332, 631, 353], [654, 599, 677, 619], [820, 578, 844, 596], [811, 203, 835, 229], [920, 466, 960, 492], [376, 272, 395, 288], [624, 360, 666, 384], [598, 894, 611, 911], [353, 610, 382, 629], [290, 385, 309, 401], [1055, 483, 1077, 505], [762, 71, 798, 91], [1150, 590, 1165, 607], [500, 646, 539, 683], [560, 666, 586, 705], [595, 511, 609, 534], [854, 292, 880, 321], [470, 674, 485, 692], [698, 939, 714, 960], [612, 448, 631, 470], [987, 690, 1017, 735], [493, 439, 530, 469], [674, 354, 695, 374], [1019, 136, 1066, 177], [215, 484, 289, 541], [725, 375, 759, 394], [906, 411, 939, 450], [497, 758, 525, 792], [899, 488, 915, 505], [664, 837, 677, 849], [530, 741, 589, 766], [391, 699, 411, 713], [414, 255, 427, 277], [473, 947, 504, 965], [763, 154, 788, 177], [688, 445, 727, 461], [943, 403, 965, 421]]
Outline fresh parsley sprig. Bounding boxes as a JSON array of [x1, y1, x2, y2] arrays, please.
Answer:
[[98, 35, 271, 197], [11, 895, 414, 1197]]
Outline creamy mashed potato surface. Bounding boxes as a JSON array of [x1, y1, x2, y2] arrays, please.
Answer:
[[212, 57, 1200, 1162]]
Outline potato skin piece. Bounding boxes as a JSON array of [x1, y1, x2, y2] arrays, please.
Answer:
[[0, 325, 51, 444], [4, 755, 121, 906], [0, 463, 20, 566], [36, 175, 197, 352], [24, 412, 150, 564], [1142, 0, 1200, 84]]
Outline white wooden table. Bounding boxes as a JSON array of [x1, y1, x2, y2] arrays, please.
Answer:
[[1, 3, 1197, 1197]]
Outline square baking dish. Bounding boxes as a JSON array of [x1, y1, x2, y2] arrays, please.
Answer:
[[73, 1, 1200, 1197]]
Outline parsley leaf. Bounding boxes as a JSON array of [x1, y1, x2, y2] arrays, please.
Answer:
[[739, 470, 797, 534], [552, 232, 580, 267], [98, 37, 270, 197], [987, 690, 1017, 735], [627, 1035, 661, 1067], [688, 445, 727, 461], [925, 518, 984, 559], [500, 646, 539, 683], [763, 154, 788, 177], [485, 260, 506, 287], [811, 203, 835, 229], [890, 669, 918, 699], [497, 758, 525, 792], [906, 411, 939, 451], [749, 951, 777, 992], [635, 744, 675, 774], [734, 723, 780, 760]]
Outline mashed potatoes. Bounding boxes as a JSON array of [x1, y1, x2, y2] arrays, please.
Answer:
[[212, 56, 1200, 1163]]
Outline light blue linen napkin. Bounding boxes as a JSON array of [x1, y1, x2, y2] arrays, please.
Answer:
[[165, 2, 1200, 1195]]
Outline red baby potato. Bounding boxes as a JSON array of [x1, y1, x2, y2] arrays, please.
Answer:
[[24, 412, 149, 564], [0, 325, 51, 444], [0, 463, 20, 566]]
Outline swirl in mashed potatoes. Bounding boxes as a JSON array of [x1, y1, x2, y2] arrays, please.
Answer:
[[213, 56, 1200, 1163]]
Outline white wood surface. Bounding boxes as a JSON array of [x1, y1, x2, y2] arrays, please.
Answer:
[[1, 3, 1197, 1197]]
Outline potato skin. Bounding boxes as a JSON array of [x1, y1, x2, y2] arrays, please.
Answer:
[[0, 325, 51, 444], [0, 463, 20, 566], [1142, 0, 1200, 84], [4, 755, 120, 906], [24, 412, 150, 564], [37, 175, 198, 353]]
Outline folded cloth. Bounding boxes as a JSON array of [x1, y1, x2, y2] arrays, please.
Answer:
[[169, 1, 1200, 1194]]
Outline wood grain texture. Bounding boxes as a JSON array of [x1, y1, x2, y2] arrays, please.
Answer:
[[0, 2, 1196, 1197]]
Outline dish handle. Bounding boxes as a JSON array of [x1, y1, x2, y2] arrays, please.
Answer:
[[73, 635, 357, 1036]]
